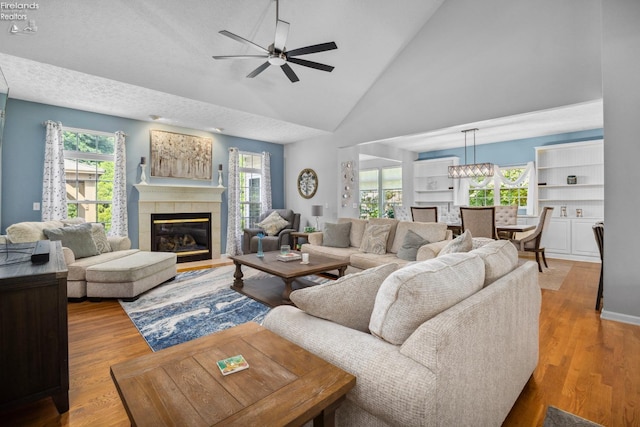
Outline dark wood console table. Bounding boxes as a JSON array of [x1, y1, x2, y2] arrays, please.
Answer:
[[0, 241, 69, 413]]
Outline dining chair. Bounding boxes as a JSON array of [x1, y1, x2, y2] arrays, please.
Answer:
[[460, 207, 496, 239], [592, 222, 604, 310], [495, 205, 518, 239], [410, 206, 438, 223], [509, 207, 554, 272]]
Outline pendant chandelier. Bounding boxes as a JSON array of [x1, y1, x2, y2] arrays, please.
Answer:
[[448, 128, 494, 178]]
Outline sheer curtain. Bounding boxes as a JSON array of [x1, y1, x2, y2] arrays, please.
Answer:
[[42, 121, 67, 221], [260, 151, 272, 212], [226, 148, 242, 256], [109, 131, 128, 236]]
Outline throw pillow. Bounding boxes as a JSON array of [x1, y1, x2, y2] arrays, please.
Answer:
[[397, 229, 430, 261], [471, 239, 519, 287], [322, 222, 352, 248], [438, 229, 473, 256], [359, 223, 391, 255], [43, 222, 100, 259], [290, 263, 399, 332], [256, 211, 290, 236], [369, 253, 485, 345], [90, 223, 112, 254]]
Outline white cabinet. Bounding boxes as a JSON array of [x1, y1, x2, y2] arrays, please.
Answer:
[[538, 217, 602, 261], [571, 218, 601, 258], [413, 157, 459, 213], [541, 219, 571, 255]]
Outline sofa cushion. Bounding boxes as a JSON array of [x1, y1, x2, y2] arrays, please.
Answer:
[[6, 220, 64, 243], [256, 211, 289, 236], [90, 223, 112, 254], [349, 252, 411, 270], [323, 222, 352, 248], [471, 239, 519, 287], [359, 223, 391, 255], [338, 218, 368, 248], [438, 229, 473, 256], [369, 253, 485, 345], [44, 222, 100, 259], [390, 221, 448, 254], [302, 244, 360, 262], [290, 263, 399, 332], [66, 249, 140, 281], [397, 229, 430, 261], [369, 218, 398, 253]]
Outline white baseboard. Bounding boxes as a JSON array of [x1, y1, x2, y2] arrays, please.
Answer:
[[600, 310, 640, 326]]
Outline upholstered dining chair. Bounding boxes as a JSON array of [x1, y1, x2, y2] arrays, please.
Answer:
[[592, 222, 604, 310], [460, 207, 496, 239], [495, 205, 519, 239], [410, 206, 438, 223], [509, 207, 554, 272]]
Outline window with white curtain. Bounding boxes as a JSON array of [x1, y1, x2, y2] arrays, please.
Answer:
[[465, 162, 535, 214], [63, 127, 115, 230], [359, 166, 403, 219], [238, 152, 262, 228]]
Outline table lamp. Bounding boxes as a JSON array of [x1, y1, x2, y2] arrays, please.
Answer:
[[311, 205, 323, 231]]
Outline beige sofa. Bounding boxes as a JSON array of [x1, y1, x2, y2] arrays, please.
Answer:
[[301, 218, 452, 273], [1, 220, 176, 300], [264, 240, 541, 426]]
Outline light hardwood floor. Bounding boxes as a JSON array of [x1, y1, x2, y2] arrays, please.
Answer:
[[1, 258, 639, 426]]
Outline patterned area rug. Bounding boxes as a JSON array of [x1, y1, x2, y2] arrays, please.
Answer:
[[119, 265, 326, 351], [543, 406, 603, 427]]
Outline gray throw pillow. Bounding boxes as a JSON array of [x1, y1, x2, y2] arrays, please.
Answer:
[[44, 222, 100, 259], [322, 222, 352, 248], [397, 229, 430, 261]]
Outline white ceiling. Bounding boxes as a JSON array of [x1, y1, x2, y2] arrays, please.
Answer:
[[0, 0, 603, 151]]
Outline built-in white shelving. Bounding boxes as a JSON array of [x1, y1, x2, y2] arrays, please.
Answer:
[[413, 157, 459, 213]]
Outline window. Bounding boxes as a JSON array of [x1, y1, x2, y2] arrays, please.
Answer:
[[468, 166, 529, 209], [359, 166, 403, 219], [238, 152, 262, 229], [63, 128, 115, 230]]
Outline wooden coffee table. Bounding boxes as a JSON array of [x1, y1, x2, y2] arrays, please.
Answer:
[[229, 251, 349, 307], [110, 322, 355, 427]]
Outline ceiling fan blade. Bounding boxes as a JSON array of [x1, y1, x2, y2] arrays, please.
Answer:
[[286, 42, 338, 57], [212, 55, 269, 60], [274, 20, 290, 52], [281, 63, 300, 83], [247, 62, 271, 78], [287, 57, 334, 72], [219, 30, 269, 54]]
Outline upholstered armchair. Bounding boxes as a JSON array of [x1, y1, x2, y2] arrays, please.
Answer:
[[242, 209, 301, 254]]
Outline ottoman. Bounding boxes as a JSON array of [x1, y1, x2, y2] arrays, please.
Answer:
[[85, 251, 177, 301]]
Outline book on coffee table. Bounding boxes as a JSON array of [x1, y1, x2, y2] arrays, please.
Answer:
[[277, 253, 302, 262], [217, 355, 249, 375]]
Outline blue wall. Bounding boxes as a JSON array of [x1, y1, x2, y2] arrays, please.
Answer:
[[417, 129, 604, 164], [1, 99, 285, 253]]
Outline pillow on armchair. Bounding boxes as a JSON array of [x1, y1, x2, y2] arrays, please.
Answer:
[[256, 211, 290, 236]]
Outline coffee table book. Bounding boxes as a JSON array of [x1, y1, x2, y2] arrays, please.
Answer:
[[216, 354, 249, 375], [276, 252, 302, 262]]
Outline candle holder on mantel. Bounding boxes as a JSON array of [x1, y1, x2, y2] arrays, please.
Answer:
[[139, 163, 148, 185]]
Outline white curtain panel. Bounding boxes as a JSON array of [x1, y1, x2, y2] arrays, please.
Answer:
[[226, 147, 242, 256], [42, 121, 67, 221], [260, 151, 272, 212], [109, 131, 128, 236]]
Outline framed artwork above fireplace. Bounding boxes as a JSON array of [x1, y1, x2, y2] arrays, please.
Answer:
[[150, 129, 213, 180]]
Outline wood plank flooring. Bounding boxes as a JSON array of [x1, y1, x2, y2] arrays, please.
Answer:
[[1, 258, 639, 426]]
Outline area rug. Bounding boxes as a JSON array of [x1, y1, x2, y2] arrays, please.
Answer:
[[543, 405, 603, 427], [119, 265, 327, 351], [519, 258, 572, 291]]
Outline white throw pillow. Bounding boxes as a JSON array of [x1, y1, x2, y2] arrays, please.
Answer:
[[369, 253, 485, 345], [256, 211, 290, 236], [359, 224, 391, 255], [471, 239, 519, 287], [438, 229, 473, 256], [290, 263, 399, 332]]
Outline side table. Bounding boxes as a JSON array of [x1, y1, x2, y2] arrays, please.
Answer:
[[291, 231, 311, 250]]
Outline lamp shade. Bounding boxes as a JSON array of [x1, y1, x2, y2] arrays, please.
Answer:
[[311, 205, 323, 217]]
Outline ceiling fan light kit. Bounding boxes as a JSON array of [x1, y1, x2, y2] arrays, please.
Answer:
[[212, 0, 337, 83]]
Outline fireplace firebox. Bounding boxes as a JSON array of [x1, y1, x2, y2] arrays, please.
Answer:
[[151, 213, 212, 263]]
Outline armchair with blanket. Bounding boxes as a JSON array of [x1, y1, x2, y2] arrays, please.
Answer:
[[242, 209, 300, 254]]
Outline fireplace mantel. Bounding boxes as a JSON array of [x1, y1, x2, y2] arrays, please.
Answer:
[[135, 184, 225, 203], [135, 184, 225, 258]]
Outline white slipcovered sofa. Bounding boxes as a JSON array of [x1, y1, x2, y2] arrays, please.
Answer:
[[264, 239, 541, 426], [1, 219, 176, 300], [301, 218, 452, 273]]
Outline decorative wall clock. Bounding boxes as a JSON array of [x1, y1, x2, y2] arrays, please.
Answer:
[[297, 168, 318, 199]]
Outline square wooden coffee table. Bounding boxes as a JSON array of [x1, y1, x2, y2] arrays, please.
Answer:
[[229, 251, 349, 307], [111, 322, 355, 427]]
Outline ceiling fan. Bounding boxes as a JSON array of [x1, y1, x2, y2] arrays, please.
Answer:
[[212, 0, 337, 83]]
